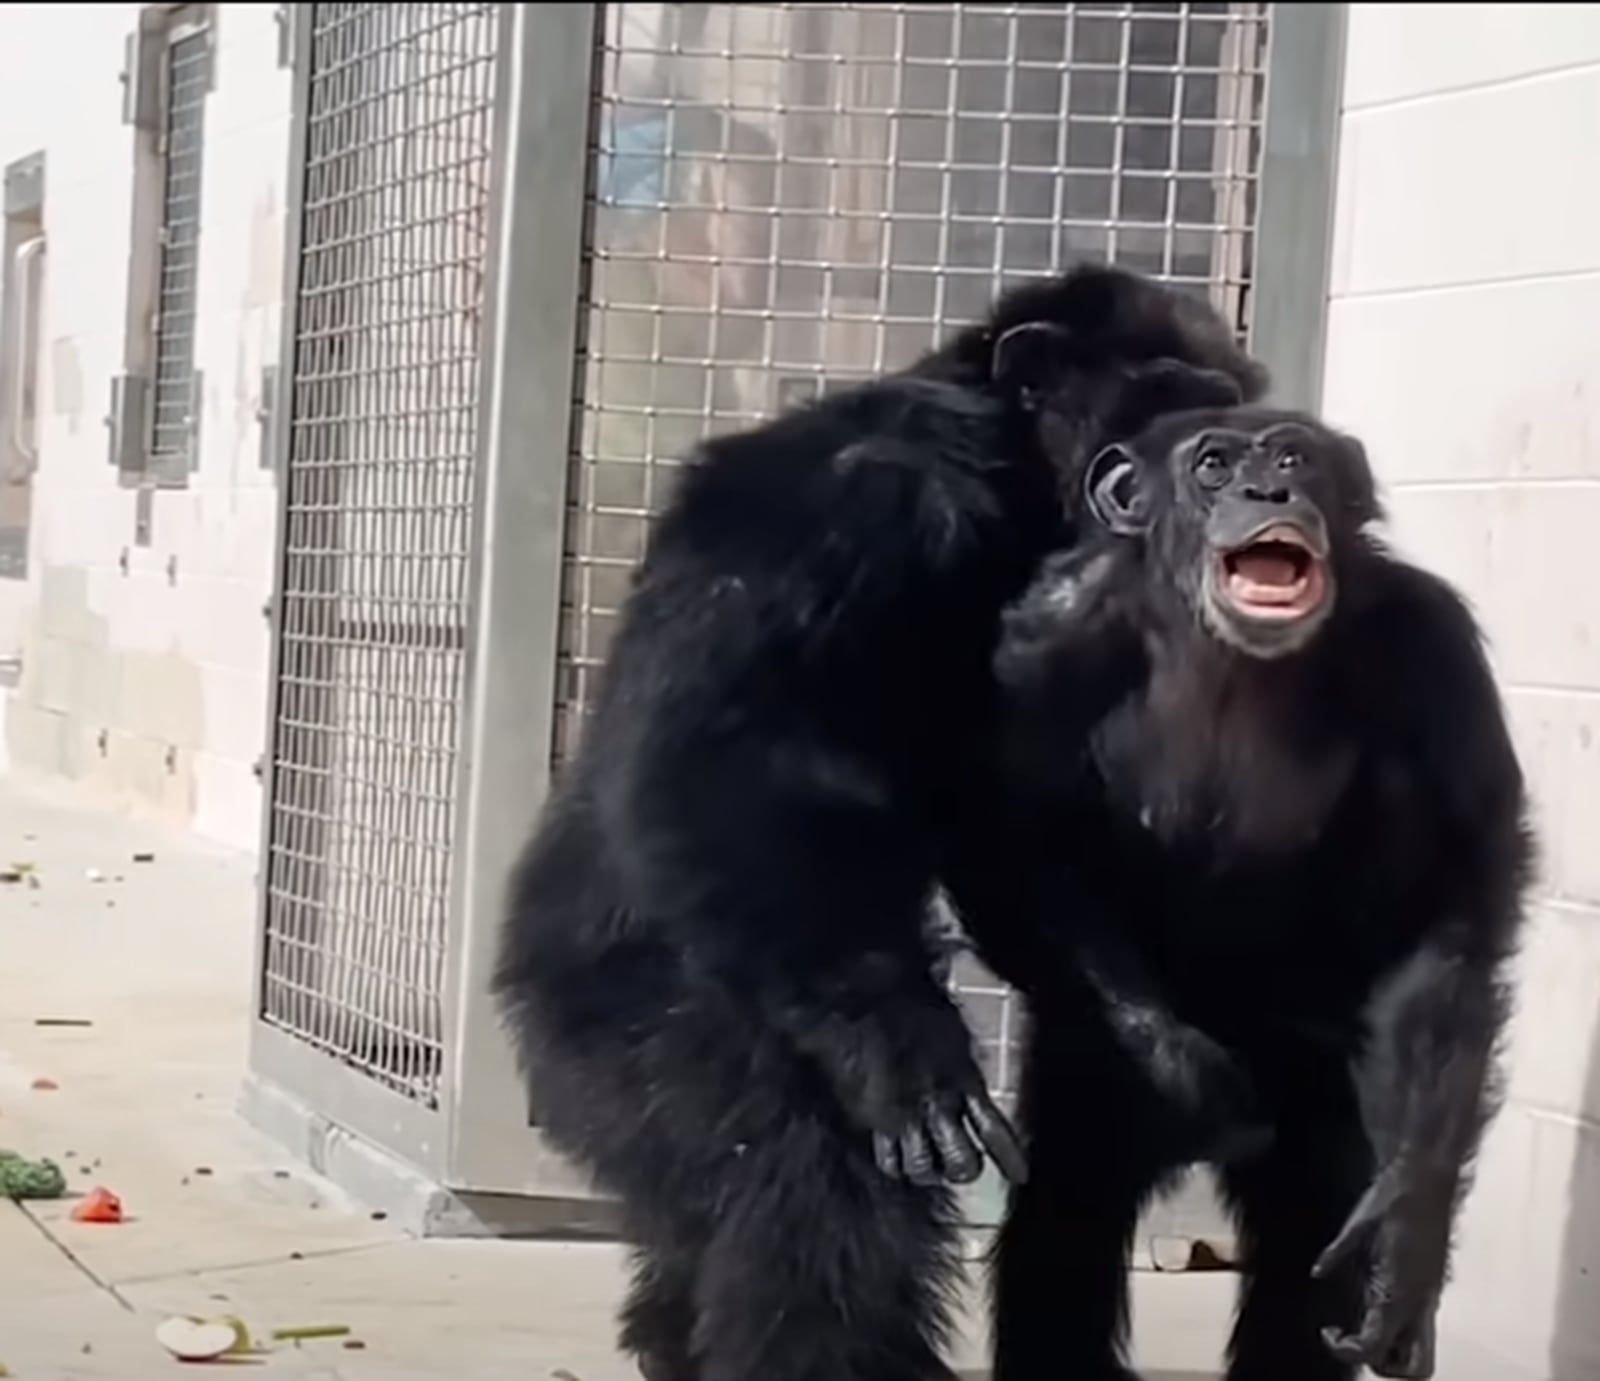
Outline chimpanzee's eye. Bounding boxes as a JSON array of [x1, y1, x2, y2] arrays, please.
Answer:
[[1277, 451, 1303, 472], [1195, 449, 1230, 487]]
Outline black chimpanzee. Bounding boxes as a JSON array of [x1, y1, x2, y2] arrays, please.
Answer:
[[979, 406, 1534, 1381], [491, 266, 1266, 1381]]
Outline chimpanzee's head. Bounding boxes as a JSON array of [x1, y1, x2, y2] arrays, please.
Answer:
[[1085, 407, 1383, 659], [979, 265, 1271, 488]]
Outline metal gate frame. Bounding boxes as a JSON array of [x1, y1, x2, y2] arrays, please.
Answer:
[[248, 2, 606, 1211], [248, 1, 1348, 1216]]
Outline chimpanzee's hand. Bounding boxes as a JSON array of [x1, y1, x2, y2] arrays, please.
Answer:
[[1313, 1162, 1452, 1379], [791, 986, 1027, 1189]]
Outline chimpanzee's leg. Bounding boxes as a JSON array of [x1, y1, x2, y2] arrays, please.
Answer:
[[691, 1118, 963, 1381], [1218, 1065, 1374, 1381], [991, 1014, 1178, 1381]]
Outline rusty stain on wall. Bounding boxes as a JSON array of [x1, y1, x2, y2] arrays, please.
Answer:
[[5, 563, 202, 822]]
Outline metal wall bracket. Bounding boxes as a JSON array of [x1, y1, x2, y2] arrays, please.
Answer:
[[2, 152, 44, 218], [105, 373, 150, 478], [120, 18, 165, 132], [134, 484, 155, 548]]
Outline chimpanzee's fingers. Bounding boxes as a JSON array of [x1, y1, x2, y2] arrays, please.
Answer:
[[1312, 1172, 1396, 1278], [873, 1132, 903, 1181], [899, 1124, 940, 1187], [1322, 1313, 1387, 1366], [923, 1099, 983, 1185], [964, 1090, 1028, 1185]]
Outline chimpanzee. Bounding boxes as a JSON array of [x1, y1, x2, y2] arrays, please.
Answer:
[[979, 406, 1534, 1381], [491, 265, 1267, 1381]]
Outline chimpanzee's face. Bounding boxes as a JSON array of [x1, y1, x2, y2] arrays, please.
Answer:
[[1087, 407, 1381, 660]]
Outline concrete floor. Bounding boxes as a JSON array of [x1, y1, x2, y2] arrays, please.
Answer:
[[0, 772, 1239, 1378]]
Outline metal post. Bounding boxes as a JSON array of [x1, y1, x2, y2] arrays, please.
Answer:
[[249, 0, 314, 1074], [442, 2, 603, 1198], [1249, 3, 1348, 411]]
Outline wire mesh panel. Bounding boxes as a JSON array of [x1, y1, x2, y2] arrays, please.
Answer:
[[557, 1, 1270, 1108], [259, 2, 497, 1108], [149, 22, 211, 478]]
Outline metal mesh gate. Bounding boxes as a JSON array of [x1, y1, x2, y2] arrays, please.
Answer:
[[556, 1, 1270, 1108], [259, 1, 498, 1109], [248, 1, 1338, 1217]]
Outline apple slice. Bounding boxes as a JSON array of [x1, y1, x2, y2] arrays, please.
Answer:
[[154, 1317, 239, 1362]]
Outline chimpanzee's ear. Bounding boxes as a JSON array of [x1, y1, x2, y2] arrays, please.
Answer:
[[990, 321, 1074, 408], [1334, 430, 1384, 528], [1085, 443, 1151, 537]]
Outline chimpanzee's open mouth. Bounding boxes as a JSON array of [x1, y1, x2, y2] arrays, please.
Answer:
[[1216, 524, 1328, 622]]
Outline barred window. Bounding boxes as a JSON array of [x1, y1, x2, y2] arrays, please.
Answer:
[[149, 18, 211, 476], [0, 151, 45, 584], [108, 4, 214, 520]]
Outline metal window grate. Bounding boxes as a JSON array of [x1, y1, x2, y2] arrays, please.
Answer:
[[555, 2, 1269, 1103], [150, 25, 211, 473], [260, 2, 498, 1106]]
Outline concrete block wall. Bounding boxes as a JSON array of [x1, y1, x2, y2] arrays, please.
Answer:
[[1321, 6, 1600, 1377], [0, 3, 289, 854]]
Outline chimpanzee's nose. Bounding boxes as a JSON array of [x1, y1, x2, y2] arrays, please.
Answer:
[[1241, 483, 1291, 504]]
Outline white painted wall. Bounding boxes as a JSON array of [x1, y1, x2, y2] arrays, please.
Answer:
[[1322, 6, 1600, 1377], [0, 3, 289, 855]]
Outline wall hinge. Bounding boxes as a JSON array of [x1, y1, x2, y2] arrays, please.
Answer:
[[257, 364, 279, 471], [274, 4, 298, 70]]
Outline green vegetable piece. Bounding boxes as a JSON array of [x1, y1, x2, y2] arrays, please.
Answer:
[[0, 1154, 68, 1200]]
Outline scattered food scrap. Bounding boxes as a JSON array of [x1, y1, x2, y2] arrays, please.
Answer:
[[30, 1077, 58, 1091], [132, 851, 156, 863], [155, 1317, 248, 1363], [271, 1325, 351, 1343], [156, 1316, 362, 1363], [70, 1186, 124, 1223], [34, 1018, 93, 1028], [0, 1150, 67, 1200]]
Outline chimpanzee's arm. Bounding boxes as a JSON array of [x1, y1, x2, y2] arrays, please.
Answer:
[[1316, 567, 1532, 1380], [585, 404, 1034, 1190], [992, 541, 1150, 747], [1315, 931, 1516, 1378]]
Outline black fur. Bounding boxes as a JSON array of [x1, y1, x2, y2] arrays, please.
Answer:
[[976, 406, 1535, 1381], [492, 266, 1264, 1381]]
